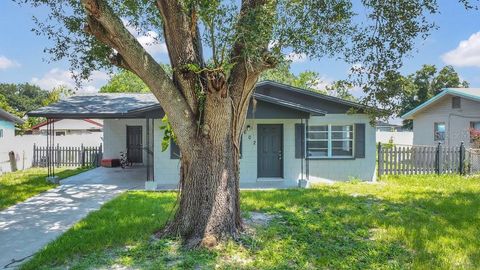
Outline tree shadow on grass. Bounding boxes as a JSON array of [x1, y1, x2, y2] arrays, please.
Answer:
[[0, 167, 88, 210], [20, 191, 178, 270], [241, 187, 480, 269], [21, 186, 480, 269]]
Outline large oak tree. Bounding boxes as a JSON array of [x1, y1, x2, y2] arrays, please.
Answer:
[[17, 0, 476, 247]]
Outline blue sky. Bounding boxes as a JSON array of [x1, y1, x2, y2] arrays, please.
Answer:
[[0, 1, 480, 95]]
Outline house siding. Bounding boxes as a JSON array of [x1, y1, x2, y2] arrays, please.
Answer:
[[103, 119, 148, 163], [412, 94, 480, 147], [0, 120, 16, 173], [102, 113, 376, 184]]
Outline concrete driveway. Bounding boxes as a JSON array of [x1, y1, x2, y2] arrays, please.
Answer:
[[0, 166, 145, 269]]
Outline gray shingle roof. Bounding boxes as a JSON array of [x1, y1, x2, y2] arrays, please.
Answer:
[[28, 81, 367, 118], [0, 108, 24, 124], [28, 93, 159, 118]]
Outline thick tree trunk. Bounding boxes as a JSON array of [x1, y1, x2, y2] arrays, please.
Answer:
[[162, 136, 242, 248], [161, 88, 243, 248]]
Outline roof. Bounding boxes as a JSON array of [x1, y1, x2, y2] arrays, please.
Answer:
[[0, 108, 24, 124], [30, 118, 103, 130], [28, 93, 159, 118], [376, 121, 402, 128], [27, 81, 366, 119], [257, 80, 366, 109], [402, 88, 480, 119]]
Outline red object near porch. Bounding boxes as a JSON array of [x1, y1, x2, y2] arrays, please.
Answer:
[[101, 159, 120, 167]]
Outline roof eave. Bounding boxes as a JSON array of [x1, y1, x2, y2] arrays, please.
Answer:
[[401, 90, 449, 119]]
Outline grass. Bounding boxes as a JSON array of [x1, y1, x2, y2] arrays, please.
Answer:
[[0, 167, 91, 210], [21, 174, 480, 270]]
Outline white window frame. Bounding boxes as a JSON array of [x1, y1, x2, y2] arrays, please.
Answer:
[[306, 124, 354, 158]]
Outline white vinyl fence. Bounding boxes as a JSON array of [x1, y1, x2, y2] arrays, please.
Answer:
[[376, 131, 413, 145], [0, 133, 103, 174]]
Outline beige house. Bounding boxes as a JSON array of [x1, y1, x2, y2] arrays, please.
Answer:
[[402, 88, 480, 148]]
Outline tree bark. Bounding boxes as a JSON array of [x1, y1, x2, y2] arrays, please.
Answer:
[[80, 0, 271, 248], [161, 91, 243, 247]]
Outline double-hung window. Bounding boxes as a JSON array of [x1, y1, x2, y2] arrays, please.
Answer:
[[307, 125, 353, 158]]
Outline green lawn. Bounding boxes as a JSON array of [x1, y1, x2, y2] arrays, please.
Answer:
[[0, 167, 90, 210], [22, 174, 480, 270]]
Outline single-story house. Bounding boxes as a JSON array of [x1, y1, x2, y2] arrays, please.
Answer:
[[28, 81, 377, 187], [402, 88, 480, 148], [27, 119, 103, 136], [0, 108, 24, 173], [375, 121, 413, 145], [375, 121, 405, 132], [0, 108, 23, 141]]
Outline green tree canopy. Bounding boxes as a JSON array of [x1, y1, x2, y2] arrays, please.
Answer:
[[0, 83, 73, 131], [100, 70, 150, 93], [398, 65, 469, 127]]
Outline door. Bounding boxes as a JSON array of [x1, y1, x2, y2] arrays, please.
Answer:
[[257, 124, 283, 178], [126, 126, 143, 163]]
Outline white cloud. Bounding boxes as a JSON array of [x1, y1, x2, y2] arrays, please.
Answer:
[[122, 19, 168, 56], [442, 32, 480, 67], [286, 52, 307, 63], [0, 56, 20, 70], [137, 31, 168, 55], [313, 76, 333, 90], [31, 68, 109, 93]]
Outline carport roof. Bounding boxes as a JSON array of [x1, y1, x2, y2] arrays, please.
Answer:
[[28, 93, 160, 119]]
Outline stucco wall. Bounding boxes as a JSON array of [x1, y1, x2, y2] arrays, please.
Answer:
[[103, 119, 147, 162], [0, 120, 16, 173], [376, 131, 413, 145], [104, 114, 376, 185], [412, 94, 480, 148], [307, 114, 376, 182]]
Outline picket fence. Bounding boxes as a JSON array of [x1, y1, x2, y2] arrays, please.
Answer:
[[32, 143, 102, 168], [377, 142, 467, 176]]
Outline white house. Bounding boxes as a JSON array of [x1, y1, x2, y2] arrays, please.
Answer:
[[28, 119, 103, 136], [375, 121, 413, 145], [402, 88, 480, 148], [0, 108, 24, 173], [29, 81, 377, 187]]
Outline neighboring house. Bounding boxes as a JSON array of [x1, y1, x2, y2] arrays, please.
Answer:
[[402, 88, 480, 148], [27, 119, 103, 136], [0, 108, 23, 141], [375, 121, 404, 132], [375, 121, 413, 145], [29, 81, 377, 187], [0, 108, 24, 173]]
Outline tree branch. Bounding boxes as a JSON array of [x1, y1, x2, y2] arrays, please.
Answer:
[[156, 0, 205, 114], [227, 0, 277, 141], [81, 0, 197, 148]]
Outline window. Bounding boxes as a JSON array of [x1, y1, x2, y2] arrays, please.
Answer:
[[55, 131, 66, 136], [0, 129, 3, 138], [307, 125, 353, 158], [434, 122, 446, 141], [452, 96, 461, 109]]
